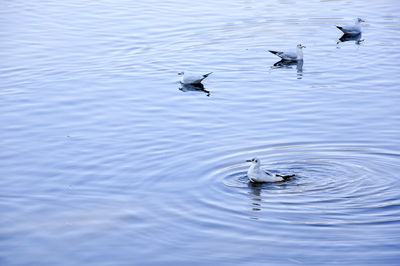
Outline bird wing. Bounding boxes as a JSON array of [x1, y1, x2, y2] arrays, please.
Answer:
[[337, 25, 360, 34], [183, 72, 212, 84], [198, 72, 213, 83], [280, 51, 297, 60], [276, 174, 295, 181], [183, 75, 202, 84], [270, 50, 296, 60]]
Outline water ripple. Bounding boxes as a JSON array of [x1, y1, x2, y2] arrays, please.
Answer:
[[1, 0, 400, 265], [191, 142, 400, 227]]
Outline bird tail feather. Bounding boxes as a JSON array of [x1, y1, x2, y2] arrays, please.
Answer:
[[203, 72, 213, 78], [277, 174, 295, 181]]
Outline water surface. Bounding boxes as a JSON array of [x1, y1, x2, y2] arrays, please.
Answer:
[[1, 0, 400, 265]]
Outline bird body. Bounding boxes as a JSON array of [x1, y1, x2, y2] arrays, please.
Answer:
[[246, 158, 294, 183], [269, 44, 306, 61], [336, 18, 365, 35], [178, 72, 213, 85]]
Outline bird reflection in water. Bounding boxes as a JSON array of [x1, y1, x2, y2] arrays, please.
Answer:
[[337, 33, 364, 45], [272, 59, 303, 79], [248, 182, 263, 214], [179, 83, 210, 97], [247, 179, 293, 219]]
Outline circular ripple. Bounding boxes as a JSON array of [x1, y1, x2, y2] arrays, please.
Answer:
[[197, 142, 400, 226], [134, 141, 400, 264]]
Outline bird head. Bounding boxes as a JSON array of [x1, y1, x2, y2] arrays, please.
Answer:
[[246, 157, 261, 166], [297, 44, 306, 49]]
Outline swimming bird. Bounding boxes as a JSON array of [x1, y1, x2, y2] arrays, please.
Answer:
[[246, 157, 295, 183], [269, 44, 306, 61], [178, 71, 213, 85], [336, 18, 365, 35]]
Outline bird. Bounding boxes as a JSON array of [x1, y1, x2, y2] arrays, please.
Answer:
[[178, 71, 213, 85], [336, 18, 365, 35], [246, 157, 295, 183], [269, 44, 306, 61]]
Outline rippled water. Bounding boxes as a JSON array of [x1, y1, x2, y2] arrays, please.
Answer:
[[1, 0, 400, 265]]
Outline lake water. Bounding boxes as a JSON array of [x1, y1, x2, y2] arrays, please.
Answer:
[[1, 0, 400, 265]]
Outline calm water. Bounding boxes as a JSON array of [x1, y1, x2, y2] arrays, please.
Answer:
[[1, 0, 400, 265]]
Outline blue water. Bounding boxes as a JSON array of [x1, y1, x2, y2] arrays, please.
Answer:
[[1, 0, 400, 265]]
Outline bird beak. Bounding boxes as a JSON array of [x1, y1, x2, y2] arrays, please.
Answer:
[[302, 45, 306, 48], [361, 19, 365, 22], [246, 160, 252, 162]]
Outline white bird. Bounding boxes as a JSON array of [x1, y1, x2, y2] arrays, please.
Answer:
[[336, 18, 365, 35], [269, 44, 306, 61], [246, 157, 295, 183], [178, 71, 213, 85]]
